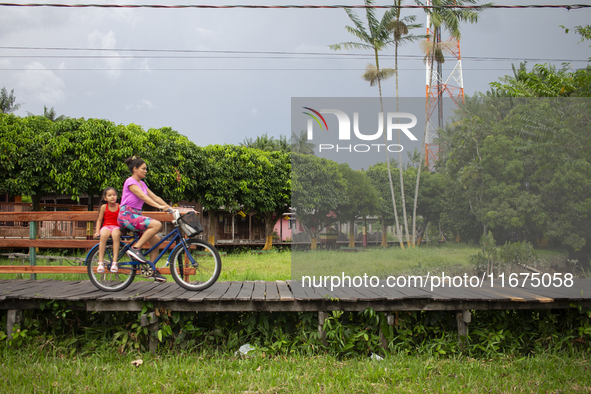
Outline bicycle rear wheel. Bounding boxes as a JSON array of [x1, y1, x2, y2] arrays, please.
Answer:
[[87, 241, 136, 292], [169, 239, 221, 291]]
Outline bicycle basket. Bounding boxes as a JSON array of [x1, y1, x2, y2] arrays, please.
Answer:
[[178, 211, 203, 237]]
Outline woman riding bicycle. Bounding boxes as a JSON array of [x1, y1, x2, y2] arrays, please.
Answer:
[[117, 156, 171, 283]]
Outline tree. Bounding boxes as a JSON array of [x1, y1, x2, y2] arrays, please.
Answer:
[[330, 0, 407, 248], [439, 93, 591, 250], [241, 133, 290, 153], [412, 0, 484, 247], [291, 153, 347, 249], [290, 130, 315, 155], [26, 106, 67, 122], [387, 2, 423, 247], [489, 62, 591, 98], [336, 164, 379, 247], [0, 88, 21, 114], [0, 113, 58, 210], [239, 150, 291, 250], [561, 23, 591, 62]]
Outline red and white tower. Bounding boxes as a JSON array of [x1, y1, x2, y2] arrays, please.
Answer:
[[424, 9, 465, 170]]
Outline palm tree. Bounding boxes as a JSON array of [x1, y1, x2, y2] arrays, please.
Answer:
[[411, 0, 486, 246], [27, 106, 67, 122], [290, 130, 315, 155], [241, 133, 289, 152], [387, 3, 424, 247], [330, 0, 407, 248], [0, 87, 21, 114]]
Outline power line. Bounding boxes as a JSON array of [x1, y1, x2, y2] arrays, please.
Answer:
[[0, 47, 587, 63], [0, 2, 589, 9], [0, 67, 581, 71], [0, 2, 590, 9]]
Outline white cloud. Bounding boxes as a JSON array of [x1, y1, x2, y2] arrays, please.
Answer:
[[15, 62, 65, 105], [142, 99, 154, 109], [88, 30, 125, 79]]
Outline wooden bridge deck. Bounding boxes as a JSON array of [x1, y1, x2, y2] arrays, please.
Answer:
[[1, 278, 589, 313]]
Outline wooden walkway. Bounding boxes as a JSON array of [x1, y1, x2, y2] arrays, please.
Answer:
[[1, 278, 589, 312]]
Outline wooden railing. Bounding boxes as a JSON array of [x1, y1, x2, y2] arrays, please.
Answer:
[[0, 211, 176, 275]]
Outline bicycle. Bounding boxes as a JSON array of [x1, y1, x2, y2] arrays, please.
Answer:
[[86, 209, 222, 292]]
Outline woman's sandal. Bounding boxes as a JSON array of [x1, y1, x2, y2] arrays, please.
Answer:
[[97, 262, 105, 273], [110, 262, 118, 273]]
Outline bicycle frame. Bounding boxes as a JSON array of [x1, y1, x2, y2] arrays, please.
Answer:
[[117, 227, 197, 272]]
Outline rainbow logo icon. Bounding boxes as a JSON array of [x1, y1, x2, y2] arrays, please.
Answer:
[[302, 107, 328, 131]]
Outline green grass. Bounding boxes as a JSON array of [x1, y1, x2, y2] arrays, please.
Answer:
[[0, 243, 577, 282], [1, 347, 590, 393], [293, 243, 481, 279]]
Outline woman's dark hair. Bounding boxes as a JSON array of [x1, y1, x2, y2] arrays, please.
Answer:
[[101, 187, 117, 203], [124, 156, 146, 174]]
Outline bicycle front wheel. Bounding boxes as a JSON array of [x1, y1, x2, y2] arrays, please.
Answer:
[[87, 241, 136, 292], [169, 239, 222, 291]]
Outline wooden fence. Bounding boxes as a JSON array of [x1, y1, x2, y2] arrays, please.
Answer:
[[0, 211, 176, 275]]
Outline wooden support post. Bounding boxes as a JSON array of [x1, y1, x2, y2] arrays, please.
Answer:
[[456, 310, 471, 351], [6, 310, 23, 347], [318, 311, 328, 347], [379, 313, 395, 351], [29, 221, 37, 280], [141, 312, 159, 354]]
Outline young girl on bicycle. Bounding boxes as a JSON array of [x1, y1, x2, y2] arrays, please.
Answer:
[[117, 156, 171, 282], [93, 187, 122, 273]]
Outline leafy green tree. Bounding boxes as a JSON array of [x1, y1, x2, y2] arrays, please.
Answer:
[[412, 0, 485, 246], [0, 114, 57, 210], [0, 88, 20, 114], [291, 153, 347, 249], [561, 23, 591, 61], [330, 0, 407, 248], [238, 150, 291, 250], [336, 164, 379, 246], [489, 63, 591, 98], [240, 133, 290, 153], [290, 130, 315, 155], [27, 106, 67, 122], [439, 93, 591, 250]]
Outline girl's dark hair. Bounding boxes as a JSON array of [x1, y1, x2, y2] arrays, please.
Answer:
[[124, 156, 146, 174], [101, 187, 117, 202]]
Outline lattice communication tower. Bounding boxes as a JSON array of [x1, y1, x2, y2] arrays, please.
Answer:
[[424, 8, 465, 170]]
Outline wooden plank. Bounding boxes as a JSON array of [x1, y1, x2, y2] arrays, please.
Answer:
[[307, 284, 348, 301], [220, 282, 244, 300], [0, 211, 174, 222], [195, 281, 231, 301], [359, 285, 408, 301], [345, 285, 384, 301], [251, 281, 266, 301], [140, 282, 177, 299], [186, 284, 222, 302], [236, 281, 254, 301], [0, 240, 176, 250], [517, 284, 580, 301], [95, 281, 159, 301], [8, 280, 60, 299], [158, 286, 192, 302], [276, 281, 294, 301], [287, 280, 321, 300], [490, 284, 553, 303], [265, 281, 279, 301], [471, 286, 526, 302], [335, 285, 368, 301]]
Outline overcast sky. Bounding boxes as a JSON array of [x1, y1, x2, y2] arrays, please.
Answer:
[[0, 0, 589, 148]]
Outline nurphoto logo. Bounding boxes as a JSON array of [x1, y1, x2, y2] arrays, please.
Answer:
[[302, 107, 418, 153]]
